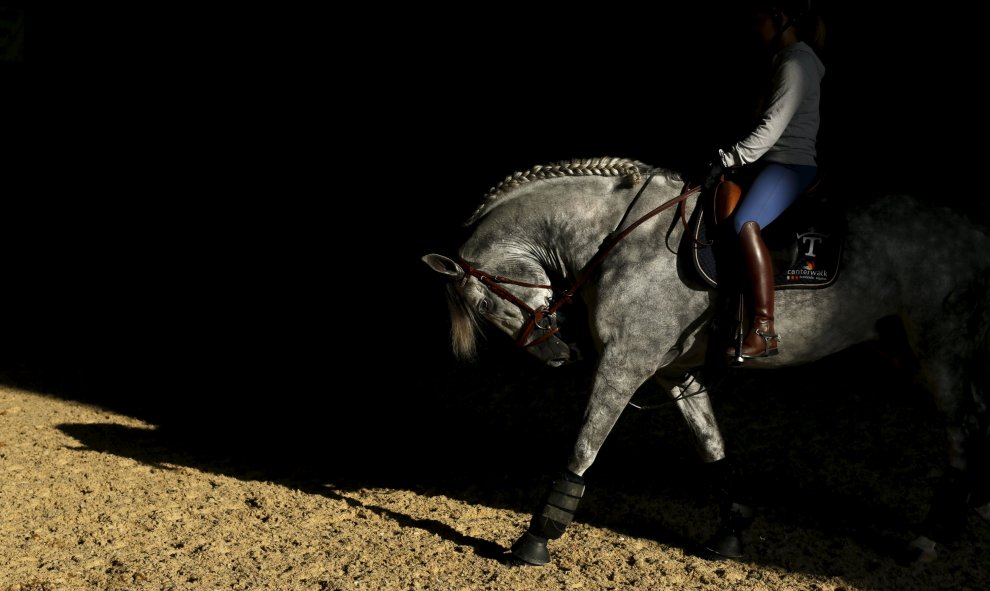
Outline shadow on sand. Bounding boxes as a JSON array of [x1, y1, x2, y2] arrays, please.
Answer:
[[8, 320, 988, 591]]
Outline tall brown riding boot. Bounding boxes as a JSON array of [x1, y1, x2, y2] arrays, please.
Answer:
[[727, 221, 779, 359]]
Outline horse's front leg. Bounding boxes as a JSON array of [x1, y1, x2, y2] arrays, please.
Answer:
[[660, 372, 752, 559], [510, 351, 650, 566]]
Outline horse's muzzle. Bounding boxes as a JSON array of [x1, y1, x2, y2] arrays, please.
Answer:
[[528, 334, 571, 367]]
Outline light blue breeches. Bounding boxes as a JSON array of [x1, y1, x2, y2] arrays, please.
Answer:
[[733, 162, 818, 234]]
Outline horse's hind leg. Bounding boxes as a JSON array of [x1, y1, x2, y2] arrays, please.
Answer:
[[905, 354, 989, 562]]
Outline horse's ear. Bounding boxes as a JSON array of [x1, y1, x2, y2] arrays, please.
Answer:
[[421, 254, 464, 281]]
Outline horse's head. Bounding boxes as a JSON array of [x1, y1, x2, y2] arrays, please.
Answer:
[[422, 253, 572, 367]]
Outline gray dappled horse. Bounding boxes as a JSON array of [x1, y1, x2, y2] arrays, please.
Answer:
[[422, 157, 990, 566]]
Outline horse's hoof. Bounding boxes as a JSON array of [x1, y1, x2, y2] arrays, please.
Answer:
[[704, 532, 745, 559], [510, 531, 550, 565], [505, 555, 540, 567], [897, 535, 938, 565], [974, 501, 990, 525]]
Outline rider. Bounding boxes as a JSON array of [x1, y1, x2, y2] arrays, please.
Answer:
[[704, 0, 826, 360]]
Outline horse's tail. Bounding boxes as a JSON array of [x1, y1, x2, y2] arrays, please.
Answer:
[[964, 286, 990, 517], [445, 282, 483, 362], [976, 273, 990, 433], [976, 316, 990, 438], [967, 321, 990, 520]]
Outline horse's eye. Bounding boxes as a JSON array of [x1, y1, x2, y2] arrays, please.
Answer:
[[478, 298, 491, 313]]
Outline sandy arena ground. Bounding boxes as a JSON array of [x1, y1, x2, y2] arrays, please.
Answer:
[[1, 342, 988, 591]]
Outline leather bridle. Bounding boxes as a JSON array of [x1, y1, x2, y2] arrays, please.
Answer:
[[455, 258, 561, 350], [456, 176, 702, 351]]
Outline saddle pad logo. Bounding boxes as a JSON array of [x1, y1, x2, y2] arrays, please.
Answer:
[[785, 231, 830, 282]]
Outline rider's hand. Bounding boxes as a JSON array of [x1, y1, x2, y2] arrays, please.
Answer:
[[703, 156, 725, 190]]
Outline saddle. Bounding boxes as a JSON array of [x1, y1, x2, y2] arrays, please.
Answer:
[[681, 170, 845, 291]]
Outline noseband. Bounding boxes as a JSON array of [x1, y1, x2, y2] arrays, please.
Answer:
[[456, 258, 564, 350]]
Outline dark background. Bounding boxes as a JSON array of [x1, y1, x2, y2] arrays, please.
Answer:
[[3, 4, 978, 463], [5, 8, 990, 585]]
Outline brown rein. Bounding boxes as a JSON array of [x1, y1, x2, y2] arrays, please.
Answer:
[[460, 176, 703, 348], [549, 178, 703, 313]]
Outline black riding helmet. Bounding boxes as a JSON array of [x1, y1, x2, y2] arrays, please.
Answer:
[[756, 0, 812, 28], [746, 0, 814, 49]]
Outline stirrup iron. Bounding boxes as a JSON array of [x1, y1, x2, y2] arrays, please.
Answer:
[[747, 328, 780, 358]]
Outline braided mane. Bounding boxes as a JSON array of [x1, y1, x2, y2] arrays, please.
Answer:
[[464, 157, 655, 226]]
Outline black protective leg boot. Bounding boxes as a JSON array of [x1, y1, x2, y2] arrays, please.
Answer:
[[702, 457, 753, 559], [726, 221, 779, 359]]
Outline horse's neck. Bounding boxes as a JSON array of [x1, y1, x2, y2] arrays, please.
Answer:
[[467, 175, 686, 283]]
